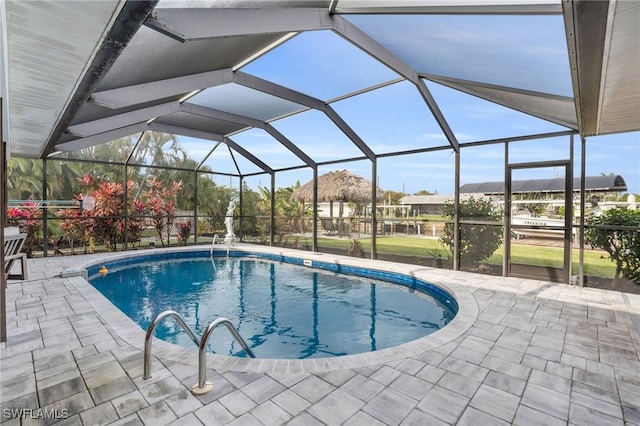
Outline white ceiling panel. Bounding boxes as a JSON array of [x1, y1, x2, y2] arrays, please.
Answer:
[[6, 0, 123, 157]]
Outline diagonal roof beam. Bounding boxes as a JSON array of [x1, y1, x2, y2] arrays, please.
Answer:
[[91, 68, 234, 109], [422, 73, 578, 130], [55, 122, 149, 152], [67, 102, 180, 137], [90, 8, 458, 154], [179, 102, 316, 167], [263, 124, 316, 168], [331, 16, 460, 152], [145, 7, 334, 41], [149, 122, 273, 174], [233, 71, 375, 160], [332, 2, 562, 15]]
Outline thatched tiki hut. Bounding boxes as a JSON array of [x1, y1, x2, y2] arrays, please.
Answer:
[[292, 170, 385, 220]]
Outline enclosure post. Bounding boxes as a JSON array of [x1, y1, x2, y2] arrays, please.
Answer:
[[42, 159, 48, 257], [124, 164, 129, 250], [270, 173, 275, 246], [566, 134, 574, 284], [503, 141, 509, 277], [371, 158, 377, 260], [578, 135, 586, 287], [238, 176, 243, 242], [1, 138, 6, 342], [312, 166, 318, 252], [453, 150, 460, 270], [194, 170, 198, 244]]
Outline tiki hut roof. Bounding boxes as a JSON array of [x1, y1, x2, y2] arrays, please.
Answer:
[[292, 170, 384, 204]]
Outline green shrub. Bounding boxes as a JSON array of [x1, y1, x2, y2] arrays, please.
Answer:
[[440, 197, 503, 267], [585, 207, 640, 284]]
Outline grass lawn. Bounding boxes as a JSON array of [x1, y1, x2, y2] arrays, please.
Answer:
[[294, 235, 617, 279]]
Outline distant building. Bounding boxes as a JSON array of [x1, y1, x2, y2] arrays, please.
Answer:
[[399, 194, 481, 216]]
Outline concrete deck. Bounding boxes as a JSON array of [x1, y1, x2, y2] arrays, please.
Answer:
[[1, 245, 639, 425]]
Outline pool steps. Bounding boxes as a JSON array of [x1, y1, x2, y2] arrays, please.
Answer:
[[143, 309, 254, 395]]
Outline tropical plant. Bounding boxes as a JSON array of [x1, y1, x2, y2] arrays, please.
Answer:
[[176, 219, 193, 246], [7, 203, 43, 257], [347, 238, 364, 257], [585, 207, 640, 284], [257, 183, 308, 234], [58, 205, 94, 254], [440, 197, 503, 268], [146, 178, 183, 247], [92, 181, 131, 251]]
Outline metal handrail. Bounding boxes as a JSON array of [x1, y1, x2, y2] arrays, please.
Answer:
[[194, 317, 255, 393], [143, 310, 200, 380], [209, 234, 219, 257]]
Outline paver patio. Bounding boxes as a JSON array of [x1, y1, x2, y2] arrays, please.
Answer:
[[1, 245, 639, 425]]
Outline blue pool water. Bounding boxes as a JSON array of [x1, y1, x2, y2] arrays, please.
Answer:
[[89, 254, 456, 359]]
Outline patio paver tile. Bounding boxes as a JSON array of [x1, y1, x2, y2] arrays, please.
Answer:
[[512, 404, 567, 426], [137, 400, 177, 426], [307, 388, 365, 425], [521, 383, 570, 421], [111, 390, 149, 418], [458, 406, 510, 426], [416, 385, 470, 424], [250, 400, 292, 426], [569, 401, 624, 425], [164, 389, 203, 418], [78, 401, 118, 426], [270, 389, 311, 416], [388, 373, 433, 400], [218, 389, 257, 417], [289, 375, 335, 403], [167, 413, 204, 426], [340, 373, 385, 402], [194, 401, 234, 425], [469, 384, 520, 422], [240, 375, 286, 404], [362, 388, 417, 425], [483, 371, 527, 396]]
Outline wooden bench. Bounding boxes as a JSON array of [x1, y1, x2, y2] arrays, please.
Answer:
[[4, 233, 28, 280]]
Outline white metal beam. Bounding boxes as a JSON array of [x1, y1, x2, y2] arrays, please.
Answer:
[[179, 102, 316, 167], [332, 2, 562, 15], [68, 102, 180, 136], [179, 102, 263, 128], [92, 69, 234, 109], [234, 71, 375, 159], [149, 122, 273, 173], [423, 74, 578, 130], [146, 8, 333, 41], [55, 122, 148, 152]]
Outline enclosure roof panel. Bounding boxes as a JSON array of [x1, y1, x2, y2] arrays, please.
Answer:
[[3, 0, 638, 167]]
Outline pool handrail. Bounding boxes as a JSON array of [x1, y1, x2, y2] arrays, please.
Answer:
[[194, 317, 255, 394], [209, 234, 219, 257], [143, 310, 201, 380]]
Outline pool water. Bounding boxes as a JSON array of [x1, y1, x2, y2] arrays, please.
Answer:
[[90, 257, 456, 359]]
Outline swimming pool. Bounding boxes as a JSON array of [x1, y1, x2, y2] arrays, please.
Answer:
[[88, 251, 457, 359]]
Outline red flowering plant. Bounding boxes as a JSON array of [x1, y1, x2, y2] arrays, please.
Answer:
[[146, 178, 183, 247], [127, 197, 147, 247], [7, 202, 42, 257], [92, 181, 132, 251], [176, 219, 193, 246], [58, 198, 96, 254]]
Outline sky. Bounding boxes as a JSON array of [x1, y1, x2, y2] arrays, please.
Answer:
[[176, 13, 640, 196]]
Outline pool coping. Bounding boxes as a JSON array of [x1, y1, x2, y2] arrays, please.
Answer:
[[65, 244, 479, 374]]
